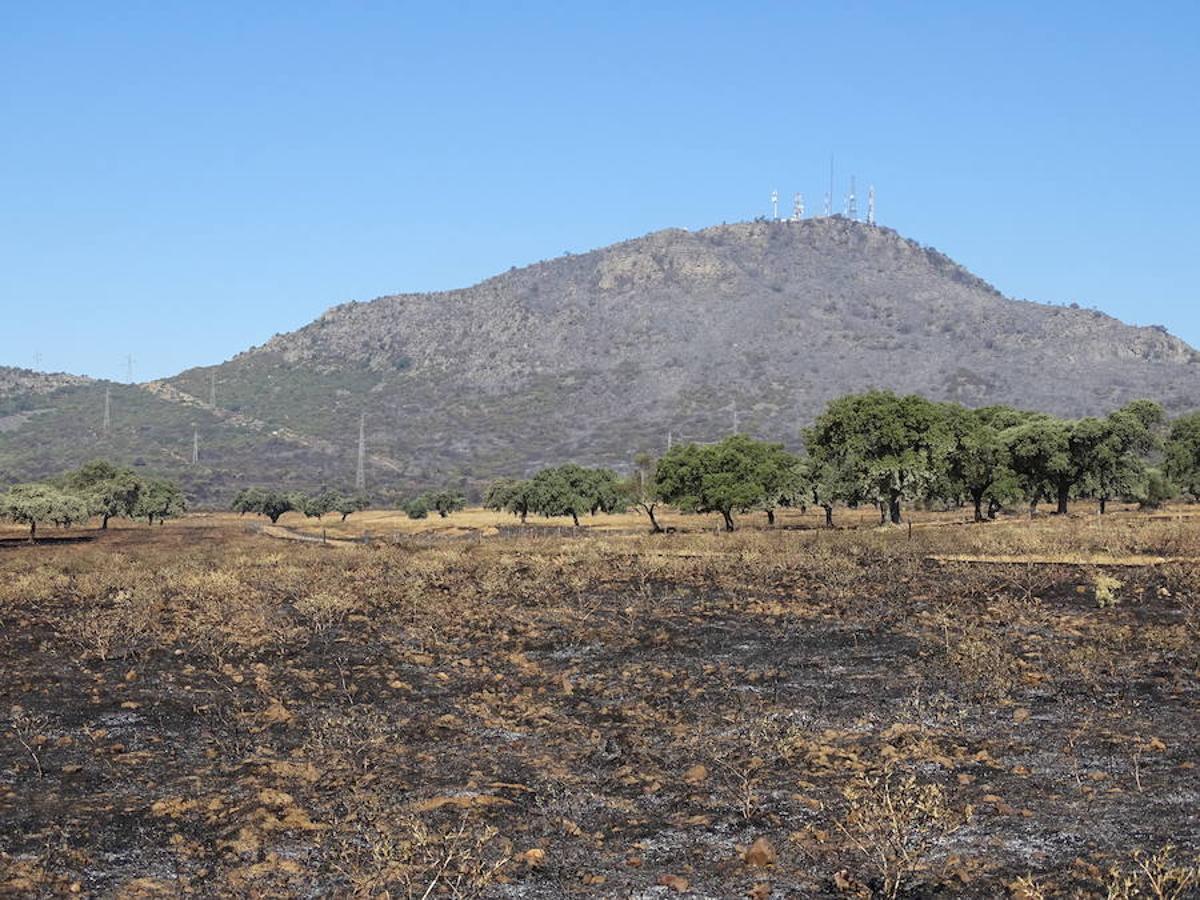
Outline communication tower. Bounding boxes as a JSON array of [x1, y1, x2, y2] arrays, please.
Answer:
[[867, 185, 876, 225], [770, 189, 779, 220], [355, 413, 366, 490], [792, 193, 804, 220], [847, 176, 857, 220]]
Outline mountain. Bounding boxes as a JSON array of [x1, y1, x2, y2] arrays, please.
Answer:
[[2, 218, 1198, 503]]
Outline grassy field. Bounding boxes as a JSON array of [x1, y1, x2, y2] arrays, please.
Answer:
[[1, 507, 1198, 897]]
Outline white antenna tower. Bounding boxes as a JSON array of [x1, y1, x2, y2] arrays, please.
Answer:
[[847, 176, 857, 220], [192, 425, 199, 465], [770, 189, 779, 221], [827, 154, 834, 216], [355, 413, 366, 490], [792, 193, 804, 221], [125, 354, 134, 383], [667, 430, 673, 451], [102, 386, 111, 436], [867, 185, 876, 225], [731, 400, 739, 435]]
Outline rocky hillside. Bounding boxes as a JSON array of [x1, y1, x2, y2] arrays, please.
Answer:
[[2, 218, 1198, 502]]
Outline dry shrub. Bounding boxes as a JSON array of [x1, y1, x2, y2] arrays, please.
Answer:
[[62, 587, 161, 661], [295, 590, 354, 635], [1104, 844, 1200, 900], [835, 764, 961, 899], [331, 792, 510, 897]]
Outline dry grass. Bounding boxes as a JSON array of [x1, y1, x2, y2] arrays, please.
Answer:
[[0, 505, 1197, 895]]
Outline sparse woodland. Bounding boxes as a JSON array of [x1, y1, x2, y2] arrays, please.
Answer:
[[1, 390, 1199, 897]]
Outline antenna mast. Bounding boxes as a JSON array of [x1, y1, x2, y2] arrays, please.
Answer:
[[847, 176, 857, 220], [867, 185, 876, 225], [770, 189, 779, 221], [125, 355, 134, 383], [826, 154, 834, 216], [355, 413, 366, 490], [792, 192, 804, 221]]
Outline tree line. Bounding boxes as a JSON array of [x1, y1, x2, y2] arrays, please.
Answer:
[[231, 487, 369, 524], [0, 460, 186, 541], [486, 391, 1200, 531], [8, 392, 1200, 539]]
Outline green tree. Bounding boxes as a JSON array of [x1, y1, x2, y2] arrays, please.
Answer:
[[655, 435, 794, 531], [942, 405, 1019, 521], [1164, 412, 1200, 501], [403, 496, 429, 519], [1074, 401, 1163, 513], [231, 487, 269, 516], [523, 464, 621, 527], [133, 478, 187, 525], [295, 487, 342, 519], [484, 478, 533, 524], [1002, 416, 1071, 515], [0, 483, 90, 541], [805, 391, 952, 525], [423, 488, 466, 518], [231, 488, 292, 523], [62, 459, 142, 529], [334, 492, 370, 522]]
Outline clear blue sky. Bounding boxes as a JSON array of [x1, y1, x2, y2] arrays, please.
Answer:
[[3, 2, 1198, 381]]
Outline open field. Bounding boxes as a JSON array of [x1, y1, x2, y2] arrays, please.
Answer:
[[1, 509, 1198, 897]]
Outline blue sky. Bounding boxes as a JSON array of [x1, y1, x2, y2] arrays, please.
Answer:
[[2, 2, 1198, 381]]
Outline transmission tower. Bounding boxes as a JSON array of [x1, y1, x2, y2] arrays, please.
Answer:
[[192, 426, 199, 465], [847, 176, 857, 220], [125, 354, 134, 383], [792, 193, 804, 221], [867, 185, 876, 225], [355, 413, 366, 490], [102, 386, 111, 437], [770, 189, 779, 221], [209, 372, 217, 407]]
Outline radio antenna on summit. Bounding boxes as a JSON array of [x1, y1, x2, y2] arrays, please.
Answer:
[[867, 185, 876, 225], [793, 193, 804, 220], [770, 189, 779, 221], [827, 154, 834, 216], [847, 176, 857, 220]]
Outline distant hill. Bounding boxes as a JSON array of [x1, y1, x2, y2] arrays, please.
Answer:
[[3, 218, 1198, 504]]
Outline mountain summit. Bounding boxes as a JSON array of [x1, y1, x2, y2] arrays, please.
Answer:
[[3, 218, 1198, 501]]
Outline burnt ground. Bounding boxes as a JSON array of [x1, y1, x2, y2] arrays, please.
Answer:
[[0, 520, 1198, 897]]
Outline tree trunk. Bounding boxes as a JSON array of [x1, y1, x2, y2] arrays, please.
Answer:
[[341, 512, 349, 522], [823, 504, 834, 528], [29, 521, 36, 543], [1099, 496, 1107, 515], [766, 508, 775, 526], [644, 504, 664, 534], [519, 509, 527, 524], [570, 511, 580, 527], [1056, 482, 1069, 515], [972, 491, 984, 523], [889, 496, 902, 525], [101, 513, 110, 530], [721, 509, 735, 532], [878, 502, 887, 525], [987, 498, 1001, 520]]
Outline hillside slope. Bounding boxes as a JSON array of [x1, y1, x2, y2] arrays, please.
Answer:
[[3, 218, 1198, 501]]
